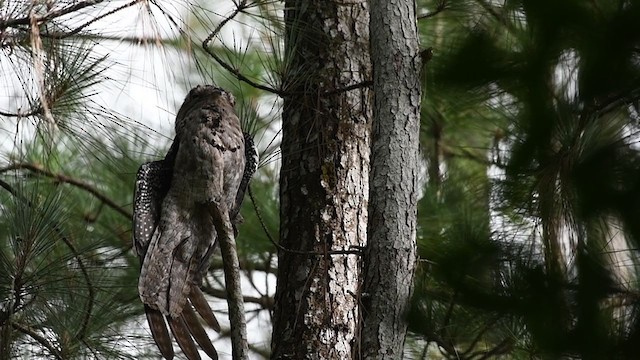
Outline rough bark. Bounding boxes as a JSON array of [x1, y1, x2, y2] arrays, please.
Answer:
[[271, 1, 371, 359], [360, 1, 421, 359]]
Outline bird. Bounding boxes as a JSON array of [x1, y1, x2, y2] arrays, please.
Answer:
[[133, 85, 258, 360]]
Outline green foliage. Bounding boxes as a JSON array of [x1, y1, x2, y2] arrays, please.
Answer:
[[0, 169, 139, 358], [411, 0, 640, 358]]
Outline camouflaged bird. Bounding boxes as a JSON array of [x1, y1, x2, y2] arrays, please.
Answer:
[[133, 85, 258, 360]]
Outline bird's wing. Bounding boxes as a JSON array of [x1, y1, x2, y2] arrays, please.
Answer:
[[133, 160, 171, 261], [230, 132, 259, 220], [133, 142, 181, 359], [133, 159, 177, 359], [133, 140, 178, 260]]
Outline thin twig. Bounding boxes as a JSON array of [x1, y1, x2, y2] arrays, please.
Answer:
[[0, 0, 106, 28], [0, 162, 131, 219], [0, 107, 42, 118], [208, 201, 249, 359], [202, 1, 284, 96], [58, 233, 94, 341], [441, 291, 458, 344], [10, 321, 63, 360], [322, 80, 373, 96], [462, 316, 502, 356], [208, 257, 276, 274], [201, 284, 274, 309], [472, 338, 513, 360], [248, 185, 362, 256], [11, 28, 178, 46], [421, 327, 459, 359], [215, 325, 271, 358], [592, 88, 640, 117], [42, 0, 142, 39]]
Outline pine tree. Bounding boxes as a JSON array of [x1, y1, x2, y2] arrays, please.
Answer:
[[409, 1, 640, 358], [271, 1, 372, 357]]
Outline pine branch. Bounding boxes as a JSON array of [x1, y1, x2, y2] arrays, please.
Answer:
[[200, 284, 274, 310], [0, 0, 106, 28], [42, 0, 141, 39], [202, 1, 284, 96], [322, 80, 373, 96], [10, 321, 63, 360], [461, 316, 504, 357], [215, 327, 271, 358], [208, 257, 276, 274], [40, 33, 178, 45], [58, 231, 94, 341], [0, 178, 95, 344], [470, 338, 513, 360], [0, 108, 42, 118], [0, 162, 131, 219]]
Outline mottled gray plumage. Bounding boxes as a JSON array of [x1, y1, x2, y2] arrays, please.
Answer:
[[133, 85, 257, 360]]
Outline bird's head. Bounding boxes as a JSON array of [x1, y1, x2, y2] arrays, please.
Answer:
[[187, 84, 235, 106], [174, 85, 238, 136]]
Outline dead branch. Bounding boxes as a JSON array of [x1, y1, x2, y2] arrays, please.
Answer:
[[208, 201, 249, 359]]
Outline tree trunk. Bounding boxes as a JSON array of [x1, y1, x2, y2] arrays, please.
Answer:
[[271, 1, 371, 359], [360, 1, 421, 359]]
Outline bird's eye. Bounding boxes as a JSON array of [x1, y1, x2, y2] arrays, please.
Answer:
[[226, 92, 236, 107]]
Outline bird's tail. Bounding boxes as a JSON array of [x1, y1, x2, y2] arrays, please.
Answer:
[[190, 287, 221, 331], [145, 305, 174, 359], [145, 286, 221, 360]]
